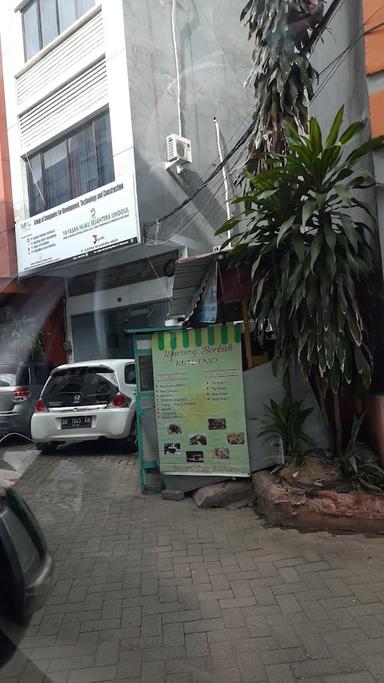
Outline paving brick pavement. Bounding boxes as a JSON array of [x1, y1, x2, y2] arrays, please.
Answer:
[[1, 446, 384, 682]]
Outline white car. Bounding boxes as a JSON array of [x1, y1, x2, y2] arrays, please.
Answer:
[[31, 359, 136, 454]]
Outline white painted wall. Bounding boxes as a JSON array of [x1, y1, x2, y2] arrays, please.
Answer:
[[67, 276, 173, 317]]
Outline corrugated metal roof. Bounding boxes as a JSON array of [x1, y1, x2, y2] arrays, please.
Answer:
[[169, 253, 217, 319]]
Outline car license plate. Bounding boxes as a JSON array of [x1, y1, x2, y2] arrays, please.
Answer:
[[61, 416, 92, 429]]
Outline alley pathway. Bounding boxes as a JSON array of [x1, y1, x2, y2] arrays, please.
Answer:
[[1, 445, 384, 683]]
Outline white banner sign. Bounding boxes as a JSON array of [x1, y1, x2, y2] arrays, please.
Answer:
[[15, 176, 140, 275]]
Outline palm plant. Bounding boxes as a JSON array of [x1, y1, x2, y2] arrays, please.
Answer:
[[259, 398, 313, 465], [241, 0, 323, 168], [218, 108, 384, 455], [0, 315, 45, 362]]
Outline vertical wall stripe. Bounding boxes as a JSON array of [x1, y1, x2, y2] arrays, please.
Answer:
[[221, 325, 228, 344], [207, 327, 216, 346], [157, 332, 164, 351], [195, 328, 202, 347], [182, 330, 190, 348], [234, 324, 242, 343], [170, 332, 177, 350]]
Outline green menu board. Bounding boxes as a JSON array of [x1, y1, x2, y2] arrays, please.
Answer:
[[152, 324, 250, 476]]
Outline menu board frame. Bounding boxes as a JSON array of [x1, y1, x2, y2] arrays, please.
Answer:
[[152, 324, 250, 477]]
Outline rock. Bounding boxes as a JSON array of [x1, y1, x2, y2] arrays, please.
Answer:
[[193, 480, 252, 509], [161, 489, 184, 501]]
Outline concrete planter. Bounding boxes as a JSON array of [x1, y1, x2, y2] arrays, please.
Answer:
[[252, 471, 384, 534]]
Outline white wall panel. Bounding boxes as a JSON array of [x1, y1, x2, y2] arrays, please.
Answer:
[[19, 59, 108, 152]]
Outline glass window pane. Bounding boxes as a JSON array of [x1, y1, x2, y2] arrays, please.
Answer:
[[57, 0, 76, 32], [23, 1, 40, 61], [27, 153, 45, 216], [76, 0, 95, 18], [43, 141, 70, 209], [40, 0, 58, 46], [94, 113, 114, 186], [68, 124, 98, 197]]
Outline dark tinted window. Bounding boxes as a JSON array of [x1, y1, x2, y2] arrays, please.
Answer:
[[43, 141, 71, 208], [42, 366, 118, 407], [16, 367, 31, 386], [31, 365, 53, 385], [27, 112, 114, 216], [124, 364, 136, 384]]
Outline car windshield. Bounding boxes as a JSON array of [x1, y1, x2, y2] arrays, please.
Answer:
[[42, 366, 118, 407]]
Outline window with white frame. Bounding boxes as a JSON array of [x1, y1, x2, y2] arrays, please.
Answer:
[[26, 111, 114, 217], [22, 0, 95, 61]]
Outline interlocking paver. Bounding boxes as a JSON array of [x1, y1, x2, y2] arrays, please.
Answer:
[[2, 446, 384, 683]]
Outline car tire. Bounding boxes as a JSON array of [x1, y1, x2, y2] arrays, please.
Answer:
[[36, 442, 58, 456], [124, 419, 137, 453]]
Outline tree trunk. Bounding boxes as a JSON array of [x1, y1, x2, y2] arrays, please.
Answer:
[[315, 377, 335, 456], [333, 393, 343, 456]]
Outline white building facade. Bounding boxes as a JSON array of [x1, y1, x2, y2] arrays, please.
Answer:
[[0, 0, 252, 361]]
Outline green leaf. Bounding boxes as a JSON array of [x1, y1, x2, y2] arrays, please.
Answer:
[[302, 199, 316, 227], [310, 117, 323, 155], [310, 231, 322, 272], [292, 234, 305, 261], [347, 311, 362, 346], [338, 214, 359, 252], [346, 135, 384, 165], [326, 106, 344, 147], [277, 216, 295, 245], [324, 224, 336, 252], [354, 346, 372, 388], [339, 121, 366, 145], [215, 216, 240, 236], [334, 184, 352, 206]]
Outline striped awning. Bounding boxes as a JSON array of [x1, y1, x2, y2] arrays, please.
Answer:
[[168, 253, 218, 321], [154, 323, 242, 351]]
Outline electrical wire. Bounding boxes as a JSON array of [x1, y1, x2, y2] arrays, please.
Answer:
[[313, 11, 384, 104]]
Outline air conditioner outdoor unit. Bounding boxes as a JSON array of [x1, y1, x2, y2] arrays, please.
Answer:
[[166, 134, 192, 172]]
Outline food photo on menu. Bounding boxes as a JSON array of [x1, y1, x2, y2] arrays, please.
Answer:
[[167, 423, 182, 434], [189, 433, 207, 446], [164, 443, 181, 456], [186, 451, 204, 463], [213, 447, 230, 460], [227, 432, 245, 445], [208, 418, 227, 430]]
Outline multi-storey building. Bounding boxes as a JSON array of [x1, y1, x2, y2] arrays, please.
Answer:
[[0, 45, 66, 366], [0, 0, 252, 362]]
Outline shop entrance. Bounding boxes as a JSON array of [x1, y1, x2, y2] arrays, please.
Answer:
[[71, 300, 170, 361]]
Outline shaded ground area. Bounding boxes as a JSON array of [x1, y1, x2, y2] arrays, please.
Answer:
[[1, 443, 384, 682]]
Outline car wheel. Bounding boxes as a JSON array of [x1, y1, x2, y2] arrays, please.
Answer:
[[124, 419, 137, 453], [36, 442, 58, 456]]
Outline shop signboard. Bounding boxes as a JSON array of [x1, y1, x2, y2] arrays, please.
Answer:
[[15, 176, 139, 275], [152, 324, 250, 477]]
